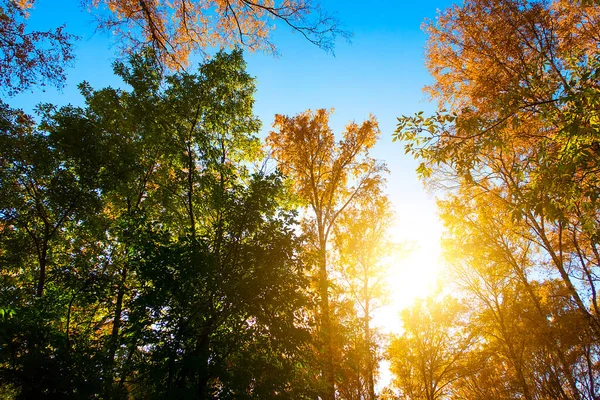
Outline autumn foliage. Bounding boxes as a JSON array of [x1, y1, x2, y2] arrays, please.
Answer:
[[0, 0, 346, 95], [0, 0, 75, 95], [3, 0, 600, 398], [90, 0, 348, 68], [392, 0, 600, 398], [268, 109, 385, 399]]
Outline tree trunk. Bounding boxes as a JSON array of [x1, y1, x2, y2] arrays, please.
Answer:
[[187, 140, 196, 238], [318, 241, 335, 400], [364, 297, 375, 400], [36, 243, 47, 297], [108, 266, 128, 380], [195, 330, 211, 398]]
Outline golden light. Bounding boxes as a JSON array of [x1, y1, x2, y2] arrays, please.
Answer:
[[373, 212, 445, 391], [372, 213, 445, 334]]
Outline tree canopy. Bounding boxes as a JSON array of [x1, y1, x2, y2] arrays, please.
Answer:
[[392, 0, 600, 398], [0, 0, 348, 95], [3, 0, 600, 398]]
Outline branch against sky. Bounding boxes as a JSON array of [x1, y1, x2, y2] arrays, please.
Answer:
[[0, 0, 349, 96], [0, 0, 76, 96], [88, 0, 351, 69]]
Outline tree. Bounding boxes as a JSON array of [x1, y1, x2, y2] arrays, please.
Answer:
[[0, 100, 103, 299], [0, 50, 319, 398], [267, 108, 384, 399], [65, 49, 313, 397], [0, 0, 348, 95], [440, 185, 600, 400], [387, 296, 475, 400], [394, 1, 600, 398], [333, 188, 394, 400], [0, 100, 108, 397], [0, 0, 75, 95], [394, 0, 600, 340], [88, 0, 349, 68]]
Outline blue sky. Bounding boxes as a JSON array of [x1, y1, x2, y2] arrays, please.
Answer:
[[7, 0, 455, 262]]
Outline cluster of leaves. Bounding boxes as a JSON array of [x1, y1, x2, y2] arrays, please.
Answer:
[[0, 50, 322, 398], [0, 46, 397, 399], [390, 0, 600, 399], [88, 0, 350, 68], [0, 0, 348, 96], [0, 0, 75, 95]]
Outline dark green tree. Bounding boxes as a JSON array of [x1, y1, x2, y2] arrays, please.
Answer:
[[0, 49, 318, 398]]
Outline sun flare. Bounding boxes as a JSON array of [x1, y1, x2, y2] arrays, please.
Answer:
[[372, 213, 445, 334]]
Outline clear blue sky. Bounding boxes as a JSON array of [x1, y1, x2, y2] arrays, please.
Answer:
[[7, 0, 456, 246]]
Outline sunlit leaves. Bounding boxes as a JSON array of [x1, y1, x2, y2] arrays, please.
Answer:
[[391, 1, 600, 399], [333, 189, 394, 400], [267, 108, 385, 399], [387, 296, 474, 400], [268, 109, 384, 219], [395, 0, 600, 324], [87, 0, 349, 68]]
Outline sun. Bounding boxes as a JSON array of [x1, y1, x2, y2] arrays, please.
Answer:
[[372, 212, 445, 390], [372, 213, 445, 334]]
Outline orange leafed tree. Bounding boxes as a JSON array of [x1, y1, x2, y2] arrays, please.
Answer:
[[387, 296, 475, 400], [333, 190, 394, 400], [267, 108, 384, 400], [89, 0, 349, 69], [396, 0, 600, 336], [0, 0, 347, 95]]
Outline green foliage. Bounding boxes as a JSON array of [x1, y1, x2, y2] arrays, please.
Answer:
[[0, 50, 318, 398]]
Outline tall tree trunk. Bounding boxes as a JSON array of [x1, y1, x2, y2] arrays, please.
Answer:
[[195, 329, 211, 398], [36, 242, 48, 297], [318, 241, 335, 400], [34, 224, 50, 297], [177, 328, 211, 394], [186, 140, 196, 238], [108, 266, 128, 382], [364, 297, 375, 400]]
